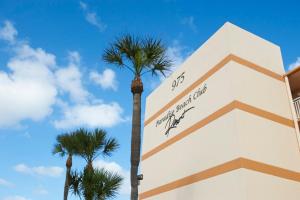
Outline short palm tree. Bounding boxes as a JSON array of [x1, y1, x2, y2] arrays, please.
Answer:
[[69, 168, 123, 200], [103, 35, 172, 200], [53, 132, 79, 200], [74, 128, 119, 171], [68, 128, 121, 200]]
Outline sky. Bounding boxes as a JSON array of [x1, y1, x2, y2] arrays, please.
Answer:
[[0, 0, 299, 200]]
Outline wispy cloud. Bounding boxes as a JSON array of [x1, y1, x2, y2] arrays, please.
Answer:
[[33, 186, 48, 195], [164, 40, 190, 78], [0, 20, 18, 43], [180, 16, 197, 32], [0, 178, 14, 187], [2, 195, 29, 200], [14, 164, 63, 178], [90, 68, 118, 91], [79, 1, 87, 10], [149, 40, 190, 90], [79, 1, 107, 31], [288, 57, 300, 71], [22, 132, 31, 139]]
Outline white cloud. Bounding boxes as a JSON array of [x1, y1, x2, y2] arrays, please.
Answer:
[[55, 51, 88, 103], [14, 164, 63, 178], [0, 178, 14, 187], [289, 57, 300, 71], [2, 196, 29, 200], [79, 1, 106, 31], [0, 43, 57, 128], [94, 160, 130, 195], [90, 69, 118, 91], [14, 44, 56, 66], [56, 66, 88, 103], [181, 16, 197, 32], [55, 54, 124, 132], [33, 187, 48, 195], [0, 21, 17, 43], [0, 20, 125, 130], [54, 102, 125, 129]]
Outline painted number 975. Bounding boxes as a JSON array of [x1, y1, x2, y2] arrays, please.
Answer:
[[172, 72, 185, 91]]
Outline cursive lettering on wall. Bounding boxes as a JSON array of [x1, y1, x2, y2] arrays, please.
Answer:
[[155, 83, 207, 130], [164, 106, 195, 136]]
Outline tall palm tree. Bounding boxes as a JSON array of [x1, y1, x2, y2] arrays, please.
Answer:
[[53, 133, 79, 200], [69, 168, 123, 200], [103, 35, 172, 200]]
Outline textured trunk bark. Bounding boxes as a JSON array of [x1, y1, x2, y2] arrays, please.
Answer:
[[130, 92, 141, 200], [64, 154, 72, 200], [83, 160, 95, 200], [130, 76, 143, 200], [86, 160, 94, 172]]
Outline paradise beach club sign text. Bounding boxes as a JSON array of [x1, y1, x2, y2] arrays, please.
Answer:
[[155, 83, 208, 136]]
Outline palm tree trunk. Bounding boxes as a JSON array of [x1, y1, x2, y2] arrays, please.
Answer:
[[85, 160, 94, 172], [130, 76, 143, 200], [64, 154, 72, 200]]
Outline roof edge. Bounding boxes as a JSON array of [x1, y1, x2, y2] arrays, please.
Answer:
[[284, 65, 300, 77]]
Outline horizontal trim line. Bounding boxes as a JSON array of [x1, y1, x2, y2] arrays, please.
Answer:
[[139, 158, 300, 199], [236, 101, 294, 127], [144, 54, 284, 127], [230, 55, 284, 82], [142, 101, 294, 161]]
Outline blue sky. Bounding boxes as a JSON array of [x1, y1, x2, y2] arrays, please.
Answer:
[[0, 0, 299, 200]]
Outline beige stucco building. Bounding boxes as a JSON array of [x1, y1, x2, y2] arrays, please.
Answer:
[[139, 22, 300, 199]]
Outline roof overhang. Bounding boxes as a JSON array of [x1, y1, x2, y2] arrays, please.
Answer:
[[285, 66, 300, 98]]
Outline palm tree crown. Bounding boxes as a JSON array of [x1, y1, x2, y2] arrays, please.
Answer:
[[74, 128, 119, 170], [103, 35, 172, 78], [53, 132, 79, 158]]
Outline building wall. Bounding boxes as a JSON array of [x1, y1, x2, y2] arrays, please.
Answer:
[[139, 22, 300, 200]]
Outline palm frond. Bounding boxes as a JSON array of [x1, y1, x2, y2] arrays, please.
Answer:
[[52, 143, 65, 157], [70, 168, 123, 200], [103, 138, 119, 157], [142, 38, 164, 63], [69, 170, 82, 198], [103, 46, 123, 66], [93, 168, 123, 199], [73, 128, 92, 163], [116, 35, 140, 61], [151, 55, 172, 77]]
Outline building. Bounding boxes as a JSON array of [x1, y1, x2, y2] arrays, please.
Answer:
[[139, 22, 300, 199], [286, 67, 300, 126]]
